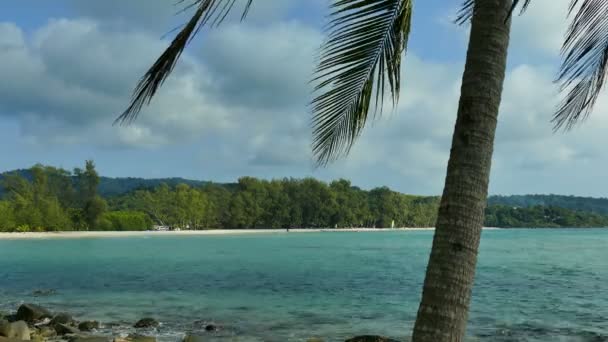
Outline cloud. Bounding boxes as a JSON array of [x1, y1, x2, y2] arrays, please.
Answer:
[[1, 1, 608, 197], [0, 15, 322, 167]]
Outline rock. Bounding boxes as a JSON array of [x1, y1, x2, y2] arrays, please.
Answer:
[[78, 321, 100, 332], [345, 336, 401, 342], [133, 318, 159, 329], [0, 317, 16, 325], [32, 326, 56, 339], [0, 320, 7, 336], [31, 289, 57, 297], [307, 338, 325, 342], [53, 323, 79, 335], [68, 336, 112, 342], [0, 321, 30, 340], [50, 313, 74, 326], [182, 334, 205, 342], [126, 334, 156, 342], [204, 324, 217, 332], [15, 305, 51, 323], [0, 337, 30, 342]]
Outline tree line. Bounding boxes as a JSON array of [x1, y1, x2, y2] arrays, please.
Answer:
[[0, 162, 149, 232], [1, 162, 607, 232]]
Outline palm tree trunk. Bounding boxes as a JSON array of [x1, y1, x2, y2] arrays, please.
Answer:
[[411, 0, 512, 341]]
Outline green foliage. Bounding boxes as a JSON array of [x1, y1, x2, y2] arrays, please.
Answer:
[[488, 195, 608, 215], [110, 177, 443, 229], [485, 205, 608, 228], [76, 160, 107, 229], [0, 161, 102, 232], [2, 162, 608, 232], [100, 211, 152, 231], [0, 201, 16, 231]]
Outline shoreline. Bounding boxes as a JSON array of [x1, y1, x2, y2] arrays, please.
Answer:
[[0, 228, 504, 240]]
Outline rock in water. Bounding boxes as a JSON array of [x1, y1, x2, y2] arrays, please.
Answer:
[[0, 320, 30, 340], [50, 313, 74, 326], [78, 321, 100, 332], [125, 334, 156, 342], [33, 326, 56, 339], [54, 323, 79, 335], [133, 318, 159, 329], [307, 338, 325, 342], [69, 336, 112, 342], [15, 305, 51, 323], [0, 337, 32, 342], [345, 336, 401, 342], [31, 289, 57, 297]]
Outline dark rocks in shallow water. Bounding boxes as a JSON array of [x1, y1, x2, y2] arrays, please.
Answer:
[[133, 318, 159, 329], [0, 317, 16, 325], [0, 337, 31, 342], [345, 336, 401, 342], [31, 289, 57, 297], [50, 313, 74, 326], [15, 304, 51, 323], [54, 323, 79, 335], [0, 320, 30, 340], [33, 326, 56, 339], [204, 324, 217, 332], [78, 321, 101, 332], [68, 336, 112, 342]]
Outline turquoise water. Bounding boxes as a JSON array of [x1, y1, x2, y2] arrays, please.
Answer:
[[0, 229, 607, 341]]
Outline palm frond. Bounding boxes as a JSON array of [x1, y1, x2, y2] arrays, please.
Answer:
[[115, 0, 253, 125], [554, 0, 608, 130], [311, 0, 413, 165], [456, 0, 531, 25]]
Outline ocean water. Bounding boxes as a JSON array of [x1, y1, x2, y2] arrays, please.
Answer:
[[0, 229, 607, 342]]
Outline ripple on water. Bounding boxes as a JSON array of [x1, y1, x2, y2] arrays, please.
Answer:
[[0, 230, 606, 341]]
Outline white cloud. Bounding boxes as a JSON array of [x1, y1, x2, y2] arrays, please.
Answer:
[[1, 1, 608, 197]]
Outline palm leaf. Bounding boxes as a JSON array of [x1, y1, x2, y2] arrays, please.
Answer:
[[458, 0, 608, 130], [311, 0, 413, 165], [115, 0, 253, 125], [554, 0, 608, 130]]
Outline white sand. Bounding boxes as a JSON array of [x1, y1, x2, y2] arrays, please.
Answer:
[[0, 227, 503, 239], [0, 228, 431, 239]]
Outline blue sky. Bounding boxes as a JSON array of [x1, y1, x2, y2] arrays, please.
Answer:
[[1, 0, 607, 197]]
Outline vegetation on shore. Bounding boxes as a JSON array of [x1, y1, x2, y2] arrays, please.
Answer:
[[0, 162, 607, 232]]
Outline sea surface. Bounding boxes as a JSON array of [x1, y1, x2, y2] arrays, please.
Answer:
[[0, 229, 607, 342]]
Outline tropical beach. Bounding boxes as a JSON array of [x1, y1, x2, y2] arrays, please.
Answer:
[[3, 0, 608, 341]]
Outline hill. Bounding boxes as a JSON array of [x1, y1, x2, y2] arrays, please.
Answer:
[[2, 169, 607, 215], [0, 169, 214, 197], [488, 195, 608, 215]]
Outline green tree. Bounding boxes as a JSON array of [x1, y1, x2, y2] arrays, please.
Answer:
[[100, 211, 152, 231], [75, 160, 106, 229], [0, 201, 16, 232], [119, 1, 608, 339]]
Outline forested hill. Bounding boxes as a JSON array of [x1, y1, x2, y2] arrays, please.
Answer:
[[0, 169, 214, 197], [2, 169, 606, 213], [1, 163, 608, 231], [488, 195, 608, 215]]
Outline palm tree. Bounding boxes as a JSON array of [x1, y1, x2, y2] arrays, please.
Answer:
[[118, 0, 608, 341]]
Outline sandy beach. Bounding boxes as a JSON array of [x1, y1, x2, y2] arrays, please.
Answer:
[[0, 227, 504, 239], [0, 228, 435, 239]]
